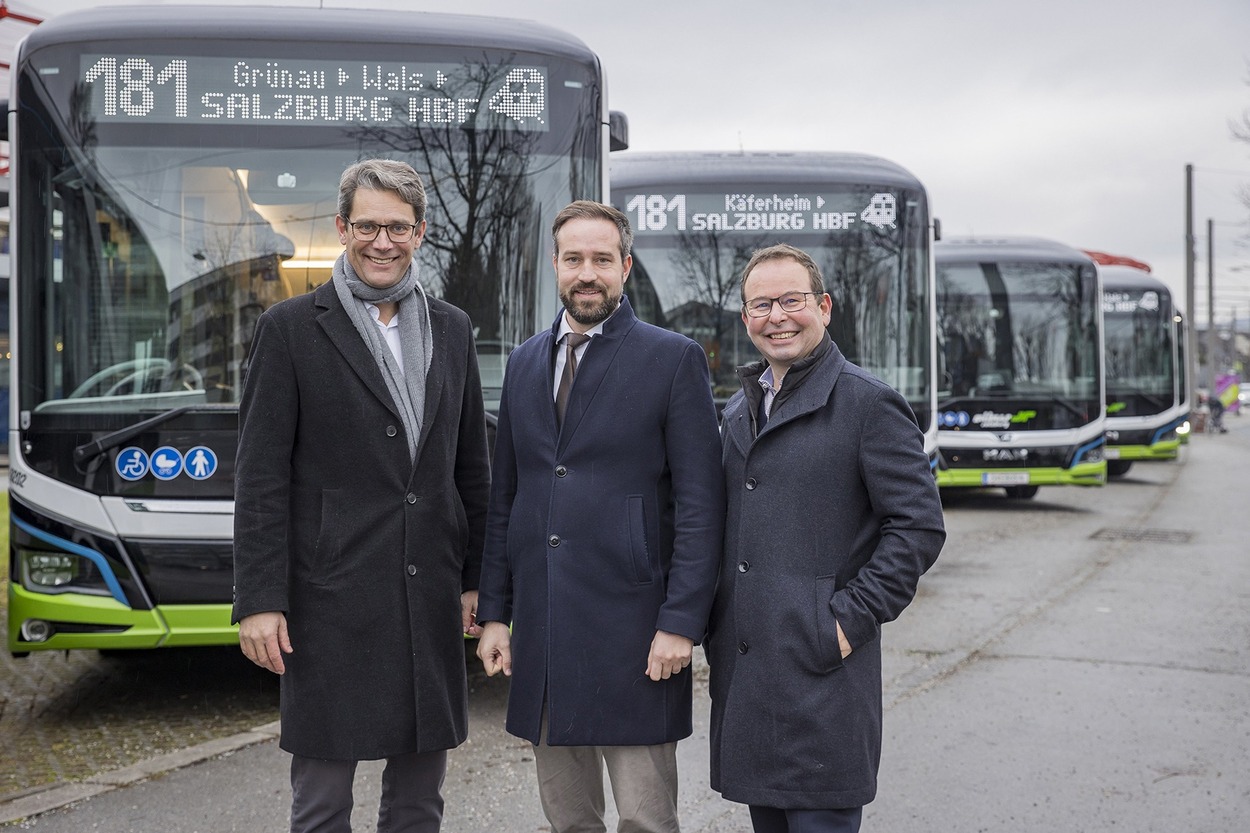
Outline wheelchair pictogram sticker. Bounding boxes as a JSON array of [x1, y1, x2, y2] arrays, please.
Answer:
[[116, 447, 150, 481]]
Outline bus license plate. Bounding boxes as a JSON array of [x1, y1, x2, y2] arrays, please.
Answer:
[[1104, 448, 1120, 459], [982, 472, 1030, 486]]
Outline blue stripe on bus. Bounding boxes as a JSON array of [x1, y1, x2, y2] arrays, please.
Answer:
[[1150, 416, 1188, 447], [1072, 435, 1106, 467], [13, 516, 130, 606]]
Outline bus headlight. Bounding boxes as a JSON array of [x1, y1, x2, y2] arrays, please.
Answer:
[[25, 553, 75, 587], [19, 550, 112, 596]]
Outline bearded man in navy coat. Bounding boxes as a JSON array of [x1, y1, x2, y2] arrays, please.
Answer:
[[476, 200, 725, 833]]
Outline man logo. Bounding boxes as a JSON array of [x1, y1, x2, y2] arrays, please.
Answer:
[[983, 448, 1028, 462]]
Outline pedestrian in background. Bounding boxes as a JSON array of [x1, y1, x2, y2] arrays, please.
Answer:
[[233, 158, 490, 833], [476, 200, 725, 833], [708, 243, 945, 833]]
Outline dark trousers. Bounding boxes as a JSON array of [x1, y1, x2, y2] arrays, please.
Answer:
[[290, 750, 447, 833], [748, 805, 863, 833]]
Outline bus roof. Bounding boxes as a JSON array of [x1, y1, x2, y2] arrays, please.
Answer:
[[610, 150, 925, 190], [21, 5, 598, 63], [935, 236, 1095, 266], [1098, 263, 1172, 294]]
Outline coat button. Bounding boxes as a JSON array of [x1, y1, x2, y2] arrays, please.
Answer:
[[555, 465, 567, 477], [386, 425, 398, 437], [745, 478, 757, 490], [738, 560, 750, 573], [406, 564, 417, 576], [406, 493, 417, 504], [738, 641, 749, 654], [548, 535, 561, 547]]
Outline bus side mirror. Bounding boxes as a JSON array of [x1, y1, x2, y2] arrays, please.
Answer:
[[609, 110, 629, 152], [1, 98, 8, 142], [933, 216, 942, 242]]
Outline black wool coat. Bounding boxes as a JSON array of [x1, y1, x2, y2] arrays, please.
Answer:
[[232, 280, 490, 760], [708, 341, 945, 809]]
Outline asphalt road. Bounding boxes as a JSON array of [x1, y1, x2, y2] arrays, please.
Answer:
[[3, 418, 1248, 831]]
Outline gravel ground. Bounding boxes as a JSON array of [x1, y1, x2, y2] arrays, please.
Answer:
[[0, 636, 279, 802]]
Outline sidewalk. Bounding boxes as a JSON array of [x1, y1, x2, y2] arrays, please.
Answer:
[[3, 419, 1248, 829]]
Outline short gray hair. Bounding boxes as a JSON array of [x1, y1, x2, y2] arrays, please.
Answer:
[[338, 159, 427, 223]]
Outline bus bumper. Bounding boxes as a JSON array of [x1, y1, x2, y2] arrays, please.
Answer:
[[936, 461, 1107, 489], [7, 583, 237, 654], [1106, 441, 1180, 462]]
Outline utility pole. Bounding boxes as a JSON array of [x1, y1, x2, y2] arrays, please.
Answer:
[[1208, 218, 1217, 378], [1184, 164, 1197, 397]]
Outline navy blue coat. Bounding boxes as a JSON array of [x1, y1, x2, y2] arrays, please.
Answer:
[[477, 296, 725, 746], [232, 281, 490, 760], [709, 341, 945, 809]]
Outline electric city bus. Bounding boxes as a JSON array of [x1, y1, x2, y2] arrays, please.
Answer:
[[935, 237, 1106, 498], [1099, 263, 1191, 475], [610, 151, 939, 463], [7, 5, 621, 655]]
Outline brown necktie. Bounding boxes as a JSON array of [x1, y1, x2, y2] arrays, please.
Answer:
[[556, 332, 591, 428]]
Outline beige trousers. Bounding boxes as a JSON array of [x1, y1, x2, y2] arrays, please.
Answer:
[[532, 731, 680, 833]]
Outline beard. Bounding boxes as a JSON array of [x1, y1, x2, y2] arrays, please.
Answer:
[[560, 283, 622, 326]]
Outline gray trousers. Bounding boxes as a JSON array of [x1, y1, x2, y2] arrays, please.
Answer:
[[289, 750, 447, 833], [532, 736, 681, 833]]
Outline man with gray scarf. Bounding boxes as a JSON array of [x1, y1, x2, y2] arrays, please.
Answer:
[[233, 159, 490, 833]]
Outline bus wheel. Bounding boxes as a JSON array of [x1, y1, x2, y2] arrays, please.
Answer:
[[1107, 460, 1133, 477], [1004, 485, 1039, 499]]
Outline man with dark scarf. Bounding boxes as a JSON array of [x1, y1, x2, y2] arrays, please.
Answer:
[[708, 244, 945, 833], [233, 159, 490, 833]]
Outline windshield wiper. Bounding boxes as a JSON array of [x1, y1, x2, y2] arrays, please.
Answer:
[[73, 403, 237, 466]]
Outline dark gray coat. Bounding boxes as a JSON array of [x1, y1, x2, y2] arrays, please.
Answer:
[[477, 297, 725, 746], [232, 281, 490, 760], [708, 341, 944, 809]]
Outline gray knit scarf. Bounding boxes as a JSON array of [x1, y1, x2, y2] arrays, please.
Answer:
[[332, 253, 432, 462]]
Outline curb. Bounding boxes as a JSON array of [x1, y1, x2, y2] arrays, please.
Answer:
[[0, 720, 281, 825]]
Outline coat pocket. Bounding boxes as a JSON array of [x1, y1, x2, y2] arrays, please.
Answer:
[[815, 573, 846, 674], [309, 488, 346, 584], [625, 495, 655, 585]]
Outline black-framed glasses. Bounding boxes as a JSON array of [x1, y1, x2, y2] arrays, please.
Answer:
[[347, 221, 417, 243], [742, 291, 818, 318]]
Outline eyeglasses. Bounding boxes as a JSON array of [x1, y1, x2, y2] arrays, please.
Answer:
[[347, 221, 418, 243], [742, 292, 818, 318]]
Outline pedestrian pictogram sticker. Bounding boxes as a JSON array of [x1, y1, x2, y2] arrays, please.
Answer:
[[185, 446, 218, 480]]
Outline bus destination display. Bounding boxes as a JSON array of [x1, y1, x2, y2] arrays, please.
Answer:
[[1102, 290, 1159, 314], [79, 55, 550, 130], [623, 191, 903, 234]]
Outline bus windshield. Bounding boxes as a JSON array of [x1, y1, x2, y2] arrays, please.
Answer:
[[937, 260, 1100, 418], [1103, 288, 1176, 411], [17, 33, 600, 426], [614, 182, 931, 411]]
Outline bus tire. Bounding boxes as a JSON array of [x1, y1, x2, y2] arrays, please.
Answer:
[[1107, 460, 1133, 477], [1004, 485, 1039, 499]]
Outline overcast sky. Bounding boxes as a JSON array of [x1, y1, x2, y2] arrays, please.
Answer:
[[16, 0, 1250, 323]]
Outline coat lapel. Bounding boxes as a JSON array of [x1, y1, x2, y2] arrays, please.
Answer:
[[763, 346, 844, 433], [314, 282, 400, 419], [556, 297, 638, 451], [723, 396, 754, 459], [412, 305, 450, 466]]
